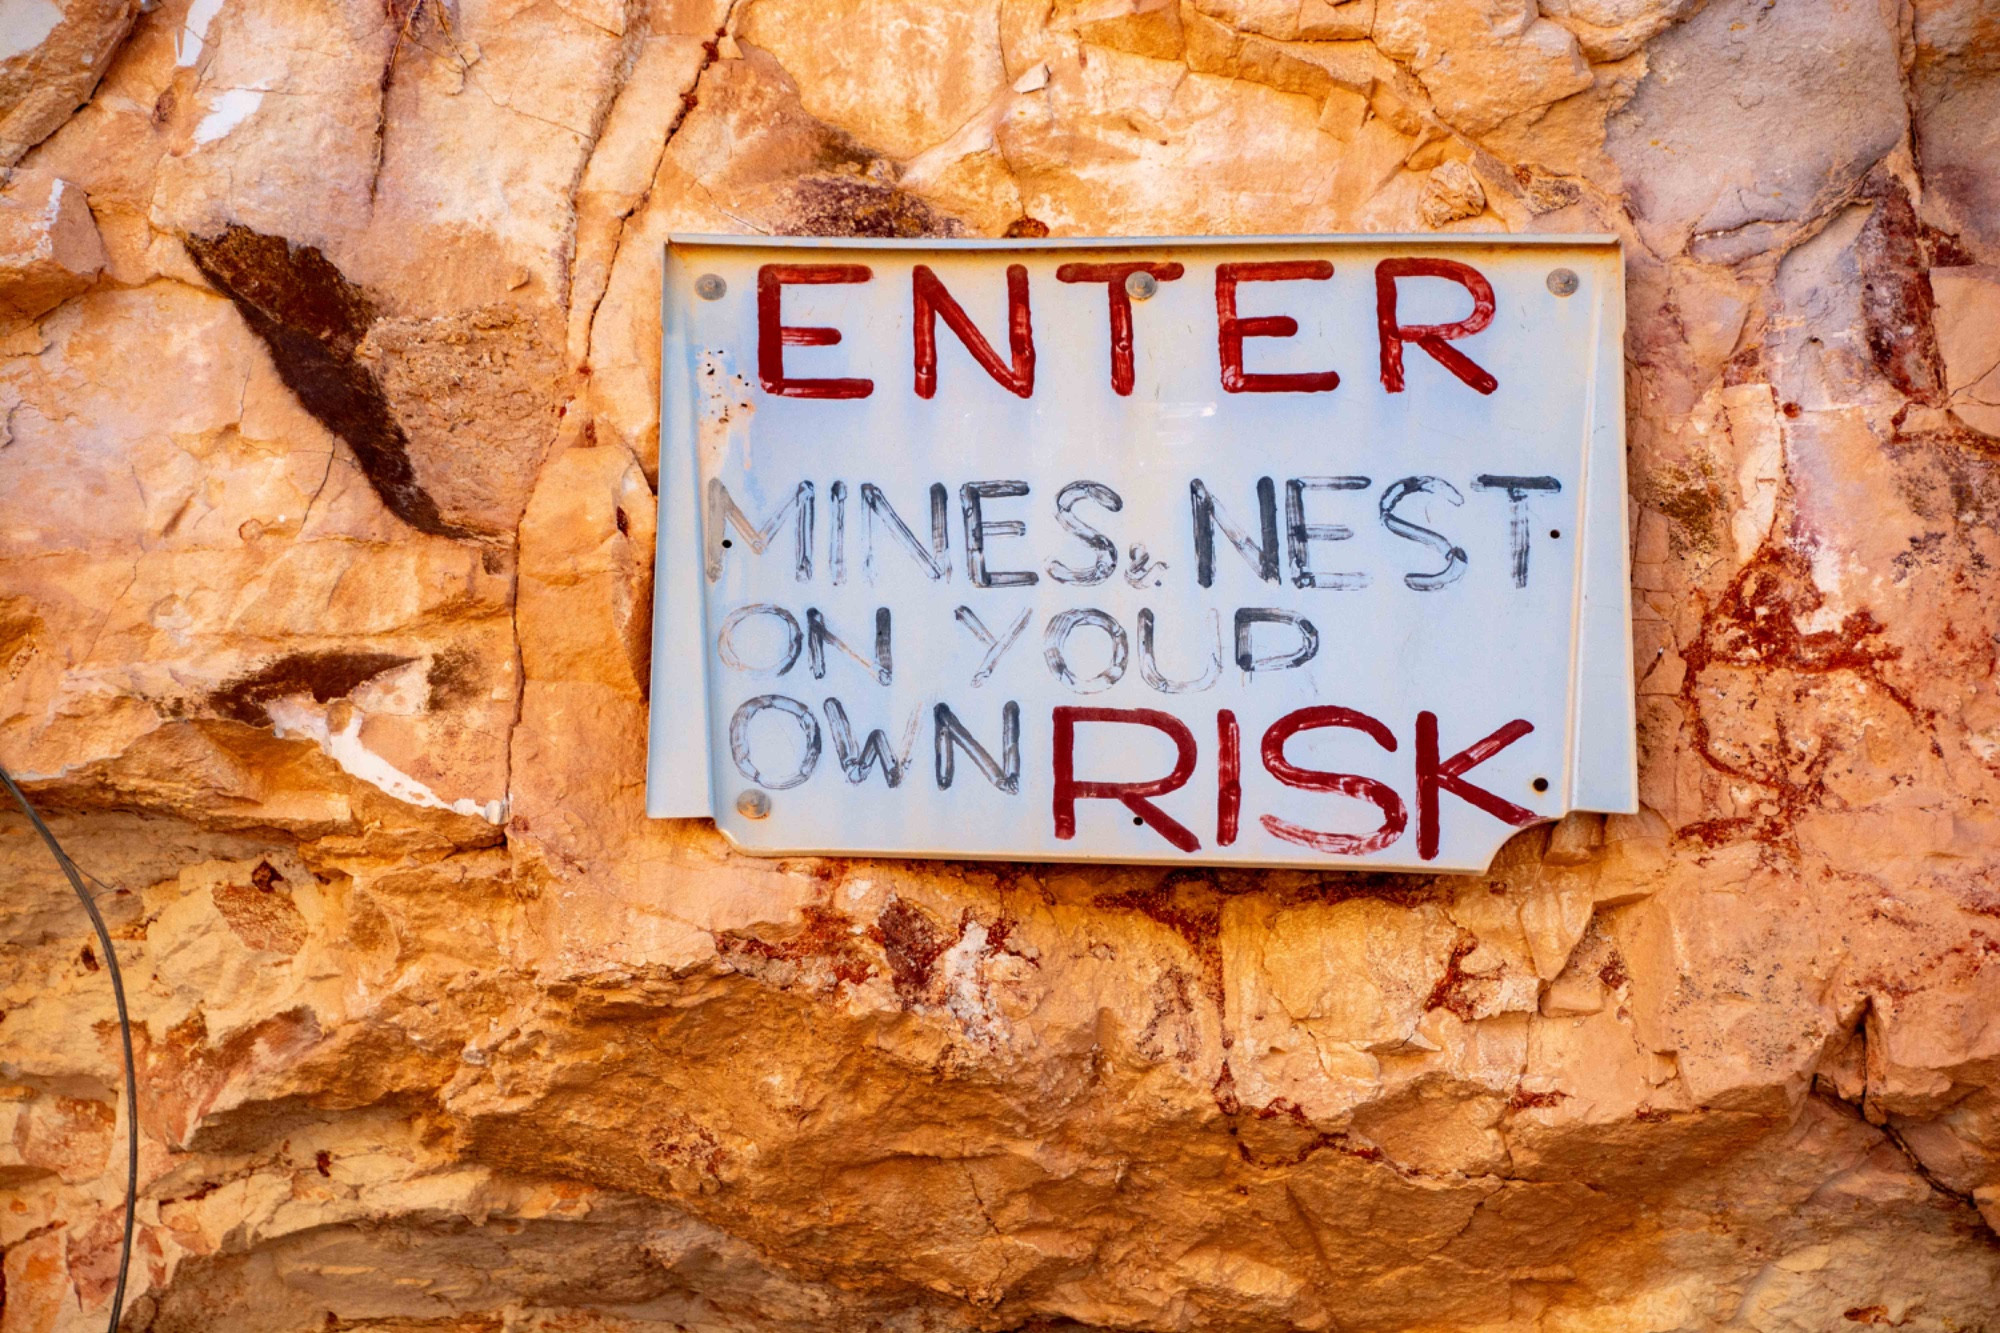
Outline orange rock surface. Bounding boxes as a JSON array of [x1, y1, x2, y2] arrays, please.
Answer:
[[3, 0, 1999, 1329]]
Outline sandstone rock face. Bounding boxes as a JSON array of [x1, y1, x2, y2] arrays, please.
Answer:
[[0, 171, 106, 322], [0, 0, 137, 168], [3, 0, 2000, 1330]]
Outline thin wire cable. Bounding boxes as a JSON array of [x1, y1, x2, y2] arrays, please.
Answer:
[[2, 763, 138, 1333]]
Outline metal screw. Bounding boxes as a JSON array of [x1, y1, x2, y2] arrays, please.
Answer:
[[735, 789, 771, 819], [1546, 268, 1579, 297], [695, 273, 728, 301], [1125, 270, 1159, 301]]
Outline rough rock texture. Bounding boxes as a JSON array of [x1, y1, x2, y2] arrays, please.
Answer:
[[3, 0, 2000, 1330], [0, 170, 106, 323], [0, 0, 137, 168]]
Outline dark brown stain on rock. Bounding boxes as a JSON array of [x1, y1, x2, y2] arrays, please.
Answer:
[[212, 651, 415, 726], [182, 225, 464, 537], [424, 647, 482, 710], [1854, 176, 1945, 405], [0, 596, 43, 681], [1640, 462, 1724, 559], [779, 176, 963, 239]]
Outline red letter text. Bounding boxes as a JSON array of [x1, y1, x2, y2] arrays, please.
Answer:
[[756, 264, 875, 399], [1056, 261, 1185, 395], [1053, 706, 1200, 853], [913, 263, 1035, 399], [1415, 710, 1535, 861], [1215, 261, 1339, 394], [1217, 708, 1241, 847], [1375, 258, 1498, 396], [1260, 706, 1408, 855]]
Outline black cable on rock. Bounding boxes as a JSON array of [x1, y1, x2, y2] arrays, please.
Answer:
[[1, 763, 138, 1333]]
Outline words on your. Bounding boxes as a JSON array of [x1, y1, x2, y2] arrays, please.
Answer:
[[649, 239, 1635, 873]]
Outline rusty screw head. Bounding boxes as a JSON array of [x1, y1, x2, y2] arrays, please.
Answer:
[[695, 273, 728, 301], [1125, 269, 1159, 301], [1546, 268, 1579, 297], [735, 789, 771, 819]]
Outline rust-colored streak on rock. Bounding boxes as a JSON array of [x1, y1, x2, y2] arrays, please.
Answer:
[[868, 896, 950, 998], [211, 863, 306, 955], [1098, 877, 1226, 1005], [716, 904, 874, 989], [1686, 543, 1905, 687], [1422, 932, 1491, 1021], [1674, 539, 1918, 849], [182, 226, 464, 538], [144, 1007, 325, 1150]]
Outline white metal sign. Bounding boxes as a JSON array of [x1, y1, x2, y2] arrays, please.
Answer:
[[648, 236, 1633, 873]]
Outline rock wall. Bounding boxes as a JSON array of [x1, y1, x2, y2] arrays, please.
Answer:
[[3, 0, 2000, 1329]]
